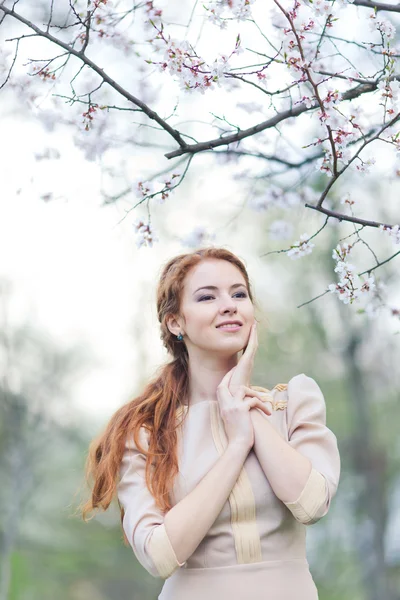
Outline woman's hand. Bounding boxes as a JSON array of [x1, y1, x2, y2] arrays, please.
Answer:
[[228, 321, 258, 396], [216, 366, 271, 450]]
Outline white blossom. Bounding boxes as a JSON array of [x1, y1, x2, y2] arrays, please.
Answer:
[[323, 89, 343, 107], [210, 55, 230, 78], [287, 233, 315, 259], [134, 180, 158, 198], [359, 276, 376, 295], [364, 302, 380, 319], [249, 186, 280, 211], [337, 146, 353, 165], [133, 219, 158, 248], [36, 110, 60, 132], [269, 220, 294, 241], [328, 283, 357, 304], [332, 242, 353, 261], [73, 131, 109, 161], [145, 1, 163, 27], [329, 242, 360, 303], [316, 153, 333, 177], [307, 0, 333, 17], [334, 260, 356, 276], [150, 35, 234, 93], [379, 224, 400, 244], [356, 157, 376, 175], [249, 187, 303, 212], [378, 78, 400, 110], [375, 17, 396, 39], [206, 0, 256, 26], [248, 195, 270, 212], [283, 192, 302, 208], [180, 226, 216, 248], [300, 95, 314, 108], [329, 242, 379, 307], [133, 175, 178, 203]]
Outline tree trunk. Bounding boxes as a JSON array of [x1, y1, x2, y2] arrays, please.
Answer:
[[341, 318, 397, 600]]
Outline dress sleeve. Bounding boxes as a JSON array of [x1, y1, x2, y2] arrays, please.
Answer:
[[282, 373, 341, 526], [116, 426, 186, 579]]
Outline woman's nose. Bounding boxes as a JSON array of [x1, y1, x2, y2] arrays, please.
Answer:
[[220, 298, 237, 312]]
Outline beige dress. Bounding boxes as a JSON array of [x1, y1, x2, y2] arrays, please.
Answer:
[[117, 373, 341, 600]]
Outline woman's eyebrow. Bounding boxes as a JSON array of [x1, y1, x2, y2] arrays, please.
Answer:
[[193, 283, 246, 295]]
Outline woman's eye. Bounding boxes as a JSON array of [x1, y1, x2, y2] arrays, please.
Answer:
[[198, 292, 247, 301]]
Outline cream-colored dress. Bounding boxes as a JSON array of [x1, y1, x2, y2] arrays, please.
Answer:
[[117, 373, 341, 600]]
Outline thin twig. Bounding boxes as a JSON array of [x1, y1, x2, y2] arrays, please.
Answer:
[[358, 250, 400, 276]]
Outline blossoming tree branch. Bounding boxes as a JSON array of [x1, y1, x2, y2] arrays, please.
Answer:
[[0, 0, 399, 318]]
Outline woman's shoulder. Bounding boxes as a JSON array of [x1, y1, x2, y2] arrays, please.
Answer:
[[251, 373, 318, 411]]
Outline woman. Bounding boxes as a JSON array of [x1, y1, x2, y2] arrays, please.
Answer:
[[82, 246, 341, 600]]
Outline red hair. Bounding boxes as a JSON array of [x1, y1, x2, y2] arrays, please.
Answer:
[[80, 246, 259, 542]]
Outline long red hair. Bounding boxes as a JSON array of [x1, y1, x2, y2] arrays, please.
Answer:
[[80, 246, 258, 542]]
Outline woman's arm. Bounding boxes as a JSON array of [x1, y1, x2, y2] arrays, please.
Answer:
[[163, 441, 250, 564], [250, 408, 312, 502], [250, 374, 341, 526], [118, 434, 249, 579]]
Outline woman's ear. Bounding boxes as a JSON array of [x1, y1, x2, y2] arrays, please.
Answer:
[[166, 314, 182, 337]]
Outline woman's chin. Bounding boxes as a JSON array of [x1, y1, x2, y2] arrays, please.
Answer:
[[215, 338, 245, 354]]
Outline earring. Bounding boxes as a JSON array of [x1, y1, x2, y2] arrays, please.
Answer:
[[177, 332, 183, 341]]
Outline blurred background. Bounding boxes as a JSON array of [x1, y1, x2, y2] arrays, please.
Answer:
[[1, 1, 400, 599]]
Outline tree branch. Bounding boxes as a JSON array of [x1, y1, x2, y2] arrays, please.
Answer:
[[0, 37, 19, 90], [313, 110, 400, 210], [352, 0, 400, 13], [1, 4, 388, 163], [358, 250, 400, 276], [165, 80, 379, 159], [213, 149, 323, 168], [80, 1, 91, 55], [0, 4, 188, 149], [304, 204, 393, 229]]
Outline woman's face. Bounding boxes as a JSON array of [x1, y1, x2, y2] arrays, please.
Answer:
[[176, 258, 255, 355]]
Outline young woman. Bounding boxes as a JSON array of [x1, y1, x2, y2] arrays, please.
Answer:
[[82, 246, 341, 600]]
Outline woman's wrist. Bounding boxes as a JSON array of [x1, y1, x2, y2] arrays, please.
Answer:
[[227, 439, 252, 455]]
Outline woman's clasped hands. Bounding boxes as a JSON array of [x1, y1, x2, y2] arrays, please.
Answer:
[[216, 321, 271, 450]]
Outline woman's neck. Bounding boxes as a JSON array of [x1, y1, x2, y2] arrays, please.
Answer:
[[183, 354, 238, 405]]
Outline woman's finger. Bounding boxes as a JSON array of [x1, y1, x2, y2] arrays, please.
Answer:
[[216, 368, 238, 405], [244, 397, 272, 416], [218, 366, 236, 388], [236, 387, 272, 415], [233, 385, 270, 402], [228, 323, 258, 393], [241, 322, 258, 357]]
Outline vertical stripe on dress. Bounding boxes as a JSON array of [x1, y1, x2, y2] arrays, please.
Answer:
[[209, 403, 263, 564]]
